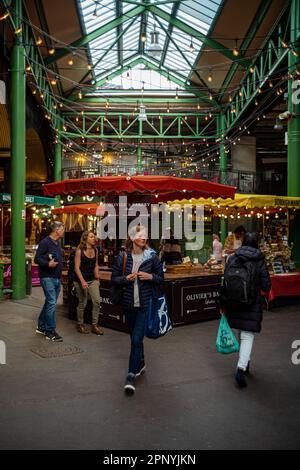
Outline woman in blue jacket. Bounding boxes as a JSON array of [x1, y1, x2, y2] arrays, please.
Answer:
[[111, 225, 164, 394]]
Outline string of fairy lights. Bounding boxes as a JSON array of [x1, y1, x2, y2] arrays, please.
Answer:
[[0, 3, 299, 176]]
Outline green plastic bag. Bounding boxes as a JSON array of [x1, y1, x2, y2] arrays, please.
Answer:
[[216, 315, 240, 354]]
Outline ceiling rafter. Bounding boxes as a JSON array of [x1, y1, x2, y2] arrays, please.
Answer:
[[218, 0, 275, 102], [116, 0, 124, 66], [159, 1, 179, 66], [44, 4, 146, 66], [153, 12, 211, 94], [66, 16, 139, 99], [148, 4, 251, 66]]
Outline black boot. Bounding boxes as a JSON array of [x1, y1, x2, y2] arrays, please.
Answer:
[[235, 368, 247, 388], [245, 361, 250, 376]]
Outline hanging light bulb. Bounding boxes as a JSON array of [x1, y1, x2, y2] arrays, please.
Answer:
[[189, 37, 195, 53], [0, 11, 10, 21], [207, 71, 213, 83], [233, 39, 239, 56], [36, 37, 43, 46], [175, 88, 179, 99]]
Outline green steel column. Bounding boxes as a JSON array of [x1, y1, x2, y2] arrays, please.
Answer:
[[54, 120, 62, 182], [218, 115, 228, 246], [288, 0, 300, 196], [288, 0, 300, 267], [11, 0, 26, 299]]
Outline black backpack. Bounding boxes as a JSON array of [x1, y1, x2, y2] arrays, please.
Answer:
[[224, 255, 258, 306]]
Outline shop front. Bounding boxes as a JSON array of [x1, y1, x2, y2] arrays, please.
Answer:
[[45, 175, 234, 329], [0, 193, 59, 289]]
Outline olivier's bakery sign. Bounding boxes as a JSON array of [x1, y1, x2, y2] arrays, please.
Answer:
[[181, 283, 220, 320]]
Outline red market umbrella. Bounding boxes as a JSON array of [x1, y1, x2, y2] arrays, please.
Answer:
[[51, 203, 106, 216], [44, 175, 235, 201]]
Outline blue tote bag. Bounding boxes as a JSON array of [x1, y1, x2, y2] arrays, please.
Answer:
[[216, 314, 239, 354], [145, 291, 172, 339]]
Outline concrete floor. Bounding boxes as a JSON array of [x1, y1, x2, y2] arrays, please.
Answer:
[[0, 287, 299, 450]]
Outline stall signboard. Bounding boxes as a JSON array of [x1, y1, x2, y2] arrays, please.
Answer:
[[0, 193, 58, 206], [169, 276, 221, 324], [182, 283, 220, 318]]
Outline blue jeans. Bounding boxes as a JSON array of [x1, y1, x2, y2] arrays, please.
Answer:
[[38, 278, 61, 334], [124, 308, 146, 375]]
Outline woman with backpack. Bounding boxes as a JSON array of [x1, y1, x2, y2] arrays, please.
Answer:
[[73, 231, 103, 335], [221, 232, 271, 388], [111, 225, 164, 394]]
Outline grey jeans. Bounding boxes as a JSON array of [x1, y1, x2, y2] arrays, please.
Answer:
[[74, 280, 100, 325]]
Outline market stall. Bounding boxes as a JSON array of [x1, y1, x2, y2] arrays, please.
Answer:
[[170, 194, 300, 308], [45, 175, 235, 329], [0, 193, 59, 289]]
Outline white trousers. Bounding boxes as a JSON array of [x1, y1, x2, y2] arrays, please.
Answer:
[[237, 331, 255, 371]]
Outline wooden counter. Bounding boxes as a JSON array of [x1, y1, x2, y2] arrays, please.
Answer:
[[68, 269, 222, 332]]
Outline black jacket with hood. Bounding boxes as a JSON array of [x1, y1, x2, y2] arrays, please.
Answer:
[[221, 246, 271, 333]]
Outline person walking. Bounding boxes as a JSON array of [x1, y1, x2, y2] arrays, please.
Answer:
[[73, 231, 103, 335], [221, 232, 271, 388], [34, 221, 65, 341], [111, 225, 164, 394]]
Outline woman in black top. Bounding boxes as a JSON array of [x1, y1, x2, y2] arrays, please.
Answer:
[[74, 231, 103, 335]]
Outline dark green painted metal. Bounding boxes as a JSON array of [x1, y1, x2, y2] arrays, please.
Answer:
[[148, 4, 249, 64], [116, 0, 123, 66], [288, 0, 300, 197], [11, 0, 26, 299], [154, 14, 210, 94], [45, 5, 146, 65], [219, 0, 273, 101]]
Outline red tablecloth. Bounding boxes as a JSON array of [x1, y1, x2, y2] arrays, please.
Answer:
[[267, 273, 300, 302]]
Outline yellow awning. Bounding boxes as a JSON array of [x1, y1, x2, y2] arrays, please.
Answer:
[[168, 194, 300, 209]]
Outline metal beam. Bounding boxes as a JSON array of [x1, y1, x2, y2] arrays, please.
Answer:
[[159, 1, 179, 66], [219, 0, 284, 102], [148, 4, 251, 65], [45, 5, 146, 65], [71, 55, 215, 104], [154, 13, 211, 95], [116, 0, 123, 66], [66, 17, 138, 99], [33, 0, 63, 96], [2, 0, 61, 129]]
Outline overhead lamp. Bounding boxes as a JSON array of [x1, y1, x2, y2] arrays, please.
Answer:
[[189, 37, 195, 53], [36, 37, 43, 46], [147, 24, 162, 57], [138, 104, 147, 121], [0, 11, 10, 21], [232, 39, 239, 56], [207, 71, 213, 83]]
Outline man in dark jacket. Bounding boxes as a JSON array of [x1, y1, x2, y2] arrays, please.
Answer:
[[34, 221, 65, 341], [221, 232, 271, 387], [111, 225, 164, 394]]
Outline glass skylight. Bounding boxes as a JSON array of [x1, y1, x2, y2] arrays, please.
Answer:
[[77, 0, 223, 89], [110, 64, 179, 90]]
